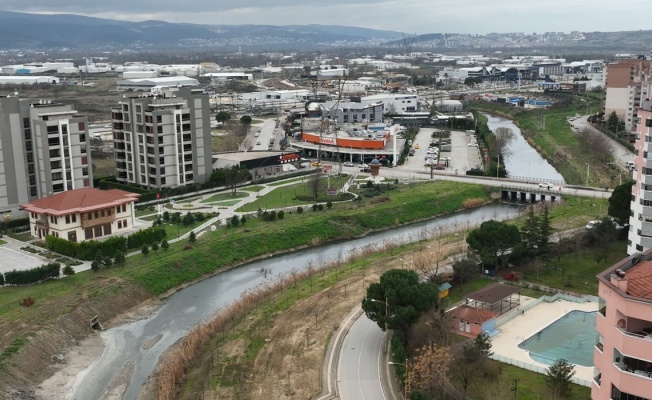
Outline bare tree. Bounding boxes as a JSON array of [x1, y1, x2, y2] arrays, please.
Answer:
[[493, 127, 516, 161], [307, 170, 324, 201], [576, 127, 613, 162]]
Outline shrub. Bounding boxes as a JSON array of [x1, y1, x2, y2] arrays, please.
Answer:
[[240, 215, 247, 224], [462, 198, 486, 209], [312, 204, 318, 211], [142, 245, 149, 256], [189, 231, 196, 242], [317, 204, 324, 211], [163, 211, 170, 221], [366, 180, 374, 188], [261, 211, 269, 221], [91, 260, 101, 272], [19, 297, 35, 307], [127, 227, 167, 249], [151, 242, 159, 251], [161, 240, 169, 250], [326, 201, 333, 209], [277, 210, 285, 219], [4, 262, 60, 285], [102, 256, 113, 267], [183, 244, 194, 250], [62, 265, 75, 276], [231, 215, 240, 227], [268, 210, 277, 221], [0, 273, 4, 286], [297, 206, 303, 214], [114, 250, 126, 266]]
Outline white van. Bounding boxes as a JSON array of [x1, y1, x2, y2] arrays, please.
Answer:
[[254, 130, 260, 137]]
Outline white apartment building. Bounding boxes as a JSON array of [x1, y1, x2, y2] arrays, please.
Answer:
[[0, 97, 92, 220], [111, 87, 212, 189], [360, 93, 419, 115]]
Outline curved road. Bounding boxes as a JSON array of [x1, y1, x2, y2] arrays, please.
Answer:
[[338, 314, 394, 400]]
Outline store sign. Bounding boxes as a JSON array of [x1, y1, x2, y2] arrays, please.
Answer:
[[320, 137, 337, 146], [278, 153, 299, 163]]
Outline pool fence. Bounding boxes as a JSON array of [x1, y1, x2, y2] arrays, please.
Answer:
[[489, 353, 593, 387]]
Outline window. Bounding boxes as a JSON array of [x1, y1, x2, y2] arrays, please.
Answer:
[[78, 122, 85, 131], [71, 214, 76, 223], [79, 133, 86, 142], [156, 115, 162, 123], [67, 231, 77, 242], [65, 215, 70, 224]]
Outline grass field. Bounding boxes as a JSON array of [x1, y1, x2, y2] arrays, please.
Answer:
[[239, 185, 266, 192], [201, 192, 249, 203], [267, 176, 311, 186], [0, 239, 7, 245]]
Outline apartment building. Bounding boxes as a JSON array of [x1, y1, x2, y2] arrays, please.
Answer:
[[0, 96, 91, 220], [22, 187, 139, 241], [593, 249, 652, 400], [604, 60, 652, 141], [628, 100, 652, 255], [111, 87, 212, 189]]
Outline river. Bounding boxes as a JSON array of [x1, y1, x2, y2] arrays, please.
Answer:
[[483, 113, 565, 184], [71, 203, 523, 400]]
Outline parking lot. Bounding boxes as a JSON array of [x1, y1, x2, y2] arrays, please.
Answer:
[[402, 128, 482, 174], [0, 246, 47, 274]]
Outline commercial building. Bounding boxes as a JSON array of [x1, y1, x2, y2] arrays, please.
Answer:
[[0, 96, 92, 220], [111, 87, 213, 189], [360, 93, 419, 115], [319, 101, 384, 124], [0, 76, 60, 85], [21, 188, 139, 241], [212, 151, 301, 181], [592, 249, 652, 400], [116, 76, 199, 92]]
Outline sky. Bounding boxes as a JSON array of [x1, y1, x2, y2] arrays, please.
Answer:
[[3, 0, 650, 35]]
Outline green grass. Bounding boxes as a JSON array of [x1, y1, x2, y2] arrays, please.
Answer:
[[200, 192, 249, 203], [0, 337, 27, 365], [268, 176, 311, 186], [239, 185, 266, 192], [7, 232, 32, 242], [161, 222, 207, 241], [465, 360, 591, 400], [512, 240, 627, 295], [0, 239, 7, 245], [212, 200, 242, 207], [119, 181, 492, 295]]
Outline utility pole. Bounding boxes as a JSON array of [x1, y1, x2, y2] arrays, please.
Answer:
[[586, 163, 590, 186]]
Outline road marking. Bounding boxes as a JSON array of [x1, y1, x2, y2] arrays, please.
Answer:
[[356, 319, 375, 400]]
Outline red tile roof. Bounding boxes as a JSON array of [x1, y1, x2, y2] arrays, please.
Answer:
[[625, 261, 652, 301], [449, 305, 497, 324], [21, 188, 140, 216]]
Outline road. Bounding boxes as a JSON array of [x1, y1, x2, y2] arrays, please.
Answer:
[[252, 119, 276, 150], [338, 314, 394, 400]]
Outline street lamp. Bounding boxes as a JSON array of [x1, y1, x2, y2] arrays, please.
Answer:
[[388, 359, 410, 400], [371, 297, 389, 352]]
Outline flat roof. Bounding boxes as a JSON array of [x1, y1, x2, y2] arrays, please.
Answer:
[[466, 283, 521, 305], [450, 305, 496, 324], [213, 151, 298, 162]]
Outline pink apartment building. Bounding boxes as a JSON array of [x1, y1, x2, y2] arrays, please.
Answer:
[[593, 249, 652, 400]]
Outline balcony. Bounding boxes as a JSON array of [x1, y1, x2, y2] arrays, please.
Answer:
[[34, 219, 49, 228], [81, 212, 115, 229]]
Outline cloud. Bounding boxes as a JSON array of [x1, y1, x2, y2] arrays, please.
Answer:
[[3, 0, 651, 34]]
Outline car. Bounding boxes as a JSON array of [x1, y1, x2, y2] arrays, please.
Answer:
[[311, 162, 321, 167], [538, 182, 553, 189], [255, 141, 261, 145], [357, 163, 369, 168], [468, 142, 478, 147], [343, 162, 354, 167], [254, 131, 261, 137], [408, 149, 415, 156], [360, 167, 371, 173], [414, 144, 420, 149], [434, 164, 446, 170]]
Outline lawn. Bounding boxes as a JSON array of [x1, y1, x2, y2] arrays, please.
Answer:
[[7, 232, 32, 242], [267, 176, 311, 186], [239, 185, 266, 192], [211, 199, 242, 207], [509, 240, 628, 295], [465, 360, 591, 400], [444, 276, 495, 306], [510, 195, 610, 231], [0, 239, 7, 245], [200, 192, 249, 203]]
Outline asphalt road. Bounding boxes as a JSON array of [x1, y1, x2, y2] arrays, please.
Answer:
[[338, 314, 391, 400]]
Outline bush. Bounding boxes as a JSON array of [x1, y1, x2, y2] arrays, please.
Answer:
[[5, 262, 60, 285], [297, 206, 303, 214], [62, 265, 76, 276], [231, 215, 240, 227], [268, 210, 277, 221], [183, 244, 194, 250], [317, 204, 324, 211], [312, 204, 318, 211], [19, 297, 35, 307], [189, 231, 196, 242], [142, 245, 150, 256], [163, 211, 170, 221], [114, 250, 126, 266], [0, 273, 4, 286], [277, 210, 285, 219], [102, 256, 113, 267], [127, 227, 167, 249], [326, 201, 333, 209], [161, 240, 169, 250], [91, 260, 101, 272], [240, 215, 247, 224], [46, 235, 127, 261], [151, 242, 159, 251]]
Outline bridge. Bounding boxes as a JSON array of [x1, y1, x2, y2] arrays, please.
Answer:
[[499, 184, 563, 203]]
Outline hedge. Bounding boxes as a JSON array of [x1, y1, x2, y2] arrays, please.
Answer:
[[45, 227, 166, 261], [5, 262, 60, 285]]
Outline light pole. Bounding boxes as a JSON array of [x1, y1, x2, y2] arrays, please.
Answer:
[[388, 359, 410, 400], [586, 163, 590, 186], [371, 297, 389, 352]]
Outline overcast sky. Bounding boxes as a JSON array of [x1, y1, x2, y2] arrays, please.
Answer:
[[3, 1, 649, 34]]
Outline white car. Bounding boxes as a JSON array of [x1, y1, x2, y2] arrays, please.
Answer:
[[357, 163, 369, 168], [468, 142, 478, 147], [538, 182, 553, 189], [343, 162, 354, 167]]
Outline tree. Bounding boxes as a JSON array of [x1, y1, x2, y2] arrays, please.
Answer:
[[114, 250, 126, 266], [607, 111, 623, 132], [224, 165, 249, 194], [141, 245, 149, 256], [452, 255, 479, 284], [493, 127, 516, 163], [277, 210, 284, 219], [161, 240, 169, 251], [411, 343, 453, 395], [297, 206, 303, 214], [609, 180, 635, 225], [546, 359, 575, 398], [89, 137, 104, 153], [240, 215, 247, 224], [326, 201, 333, 210], [537, 206, 553, 260], [151, 242, 159, 251], [162, 211, 170, 222], [520, 205, 541, 256], [361, 269, 439, 336], [307, 170, 324, 200], [451, 332, 493, 399], [189, 231, 196, 242], [467, 220, 521, 270], [240, 115, 252, 125], [230, 215, 240, 227], [91, 259, 101, 272], [215, 111, 231, 123]]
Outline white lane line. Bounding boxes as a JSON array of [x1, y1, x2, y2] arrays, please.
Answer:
[[356, 317, 375, 400], [377, 330, 389, 400]]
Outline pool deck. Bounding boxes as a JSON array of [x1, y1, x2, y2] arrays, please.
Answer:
[[491, 296, 598, 383]]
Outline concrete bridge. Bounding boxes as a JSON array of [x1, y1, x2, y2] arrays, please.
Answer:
[[499, 184, 563, 203]]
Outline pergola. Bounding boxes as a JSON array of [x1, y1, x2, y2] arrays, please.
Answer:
[[464, 283, 521, 315]]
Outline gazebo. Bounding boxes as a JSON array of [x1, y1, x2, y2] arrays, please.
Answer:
[[464, 282, 521, 315]]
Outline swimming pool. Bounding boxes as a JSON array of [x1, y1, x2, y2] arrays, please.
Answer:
[[518, 310, 597, 367]]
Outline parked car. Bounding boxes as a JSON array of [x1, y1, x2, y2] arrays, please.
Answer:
[[468, 142, 478, 147], [311, 162, 321, 167], [358, 163, 369, 168], [360, 167, 371, 172], [255, 141, 261, 145], [434, 164, 446, 170], [538, 182, 553, 189], [409, 149, 415, 156], [343, 162, 354, 167]]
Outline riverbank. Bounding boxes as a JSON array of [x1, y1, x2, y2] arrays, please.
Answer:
[[471, 93, 615, 187]]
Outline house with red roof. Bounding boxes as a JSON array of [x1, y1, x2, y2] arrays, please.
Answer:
[[21, 188, 140, 242]]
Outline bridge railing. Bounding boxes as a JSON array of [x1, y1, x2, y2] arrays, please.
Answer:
[[507, 175, 565, 185]]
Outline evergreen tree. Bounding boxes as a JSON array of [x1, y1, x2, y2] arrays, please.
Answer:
[[91, 259, 101, 272], [151, 242, 159, 251], [114, 250, 126, 266], [189, 231, 196, 242], [141, 245, 149, 256], [161, 240, 169, 250], [537, 206, 553, 260], [520, 205, 541, 256], [546, 359, 575, 398]]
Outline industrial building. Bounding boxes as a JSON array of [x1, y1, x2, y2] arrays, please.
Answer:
[[319, 101, 384, 124], [116, 76, 199, 92], [111, 87, 213, 189], [360, 93, 419, 115], [0, 96, 92, 220], [0, 76, 60, 85]]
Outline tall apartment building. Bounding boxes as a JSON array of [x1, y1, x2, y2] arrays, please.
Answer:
[[604, 60, 652, 141], [593, 250, 652, 400], [0, 96, 91, 220], [111, 87, 212, 189], [628, 99, 652, 255]]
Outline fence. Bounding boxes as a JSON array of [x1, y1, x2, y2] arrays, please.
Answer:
[[506, 175, 565, 186], [489, 354, 593, 387], [495, 292, 598, 327]]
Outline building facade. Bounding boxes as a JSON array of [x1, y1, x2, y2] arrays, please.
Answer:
[[0, 97, 91, 220], [111, 87, 213, 189], [628, 101, 652, 254], [319, 101, 384, 124], [593, 250, 652, 400], [21, 188, 139, 241], [360, 93, 419, 115], [604, 60, 652, 140]]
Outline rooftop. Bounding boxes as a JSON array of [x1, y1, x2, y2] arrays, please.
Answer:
[[21, 188, 140, 216], [450, 305, 497, 324], [213, 150, 299, 162], [622, 260, 652, 301], [466, 283, 521, 305]]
